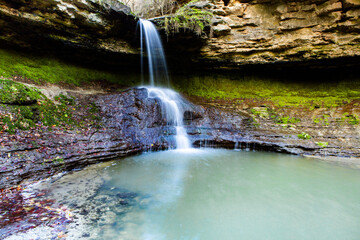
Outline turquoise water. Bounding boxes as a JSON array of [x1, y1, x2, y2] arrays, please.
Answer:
[[88, 149, 360, 240], [20, 149, 360, 240]]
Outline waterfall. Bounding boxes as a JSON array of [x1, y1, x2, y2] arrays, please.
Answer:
[[139, 19, 191, 150], [147, 87, 191, 149], [139, 19, 169, 87]]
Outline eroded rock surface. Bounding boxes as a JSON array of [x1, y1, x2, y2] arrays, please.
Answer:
[[0, 0, 138, 65], [164, 0, 360, 67], [1, 87, 359, 190], [0, 88, 169, 189]]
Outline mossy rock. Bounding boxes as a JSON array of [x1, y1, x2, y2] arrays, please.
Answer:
[[0, 79, 44, 105], [0, 80, 80, 133]]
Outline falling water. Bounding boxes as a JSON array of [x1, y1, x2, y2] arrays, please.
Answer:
[[139, 19, 191, 149], [139, 19, 169, 87], [146, 87, 191, 149]]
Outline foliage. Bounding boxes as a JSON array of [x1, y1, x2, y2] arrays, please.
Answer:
[[0, 48, 131, 86], [250, 107, 301, 125], [164, 0, 213, 35], [248, 116, 260, 128], [54, 94, 76, 106], [316, 142, 329, 148], [297, 132, 311, 140]]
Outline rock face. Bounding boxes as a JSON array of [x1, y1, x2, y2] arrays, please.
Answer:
[[167, 0, 360, 67], [0, 0, 139, 66], [1, 87, 359, 189], [0, 88, 170, 189], [1, 0, 359, 67]]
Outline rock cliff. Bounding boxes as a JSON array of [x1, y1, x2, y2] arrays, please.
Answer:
[[164, 0, 360, 67], [0, 0, 139, 67], [1, 85, 359, 189], [1, 0, 359, 67]]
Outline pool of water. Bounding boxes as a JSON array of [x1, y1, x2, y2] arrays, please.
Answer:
[[14, 149, 360, 240]]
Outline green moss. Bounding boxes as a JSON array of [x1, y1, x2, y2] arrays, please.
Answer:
[[54, 94, 75, 105], [0, 80, 86, 133], [275, 116, 301, 124], [313, 114, 330, 126], [174, 75, 360, 108], [342, 113, 359, 125], [0, 79, 44, 104], [298, 132, 311, 140], [316, 142, 329, 148], [251, 107, 269, 119], [0, 48, 132, 86], [164, 0, 213, 35]]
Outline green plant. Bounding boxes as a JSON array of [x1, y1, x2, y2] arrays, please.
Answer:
[[0, 81, 76, 133], [248, 116, 260, 127], [0, 79, 44, 104], [55, 157, 65, 164], [298, 132, 311, 140], [251, 107, 269, 119], [275, 116, 301, 124], [316, 142, 329, 148]]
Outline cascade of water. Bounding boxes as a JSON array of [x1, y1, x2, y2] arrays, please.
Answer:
[[139, 19, 169, 87], [139, 19, 191, 150], [146, 87, 191, 149]]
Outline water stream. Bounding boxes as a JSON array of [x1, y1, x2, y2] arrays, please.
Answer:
[[139, 19, 191, 150]]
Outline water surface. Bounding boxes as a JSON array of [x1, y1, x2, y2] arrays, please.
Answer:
[[27, 150, 360, 239]]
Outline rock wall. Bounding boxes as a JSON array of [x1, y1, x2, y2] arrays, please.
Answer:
[[0, 0, 139, 67], [0, 88, 165, 189], [1, 85, 359, 189], [191, 0, 360, 66], [1, 0, 359, 67]]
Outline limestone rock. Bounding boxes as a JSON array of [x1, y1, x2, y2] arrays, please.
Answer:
[[213, 23, 231, 36], [163, 0, 360, 68], [0, 0, 138, 62], [343, 0, 360, 8]]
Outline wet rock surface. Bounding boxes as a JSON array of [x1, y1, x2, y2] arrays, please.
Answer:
[[188, 98, 360, 159], [1, 86, 359, 190], [0, 87, 174, 190], [0, 86, 359, 238]]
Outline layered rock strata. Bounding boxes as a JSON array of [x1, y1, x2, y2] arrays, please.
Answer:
[[0, 0, 139, 66], [168, 0, 360, 67], [1, 87, 359, 189]]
